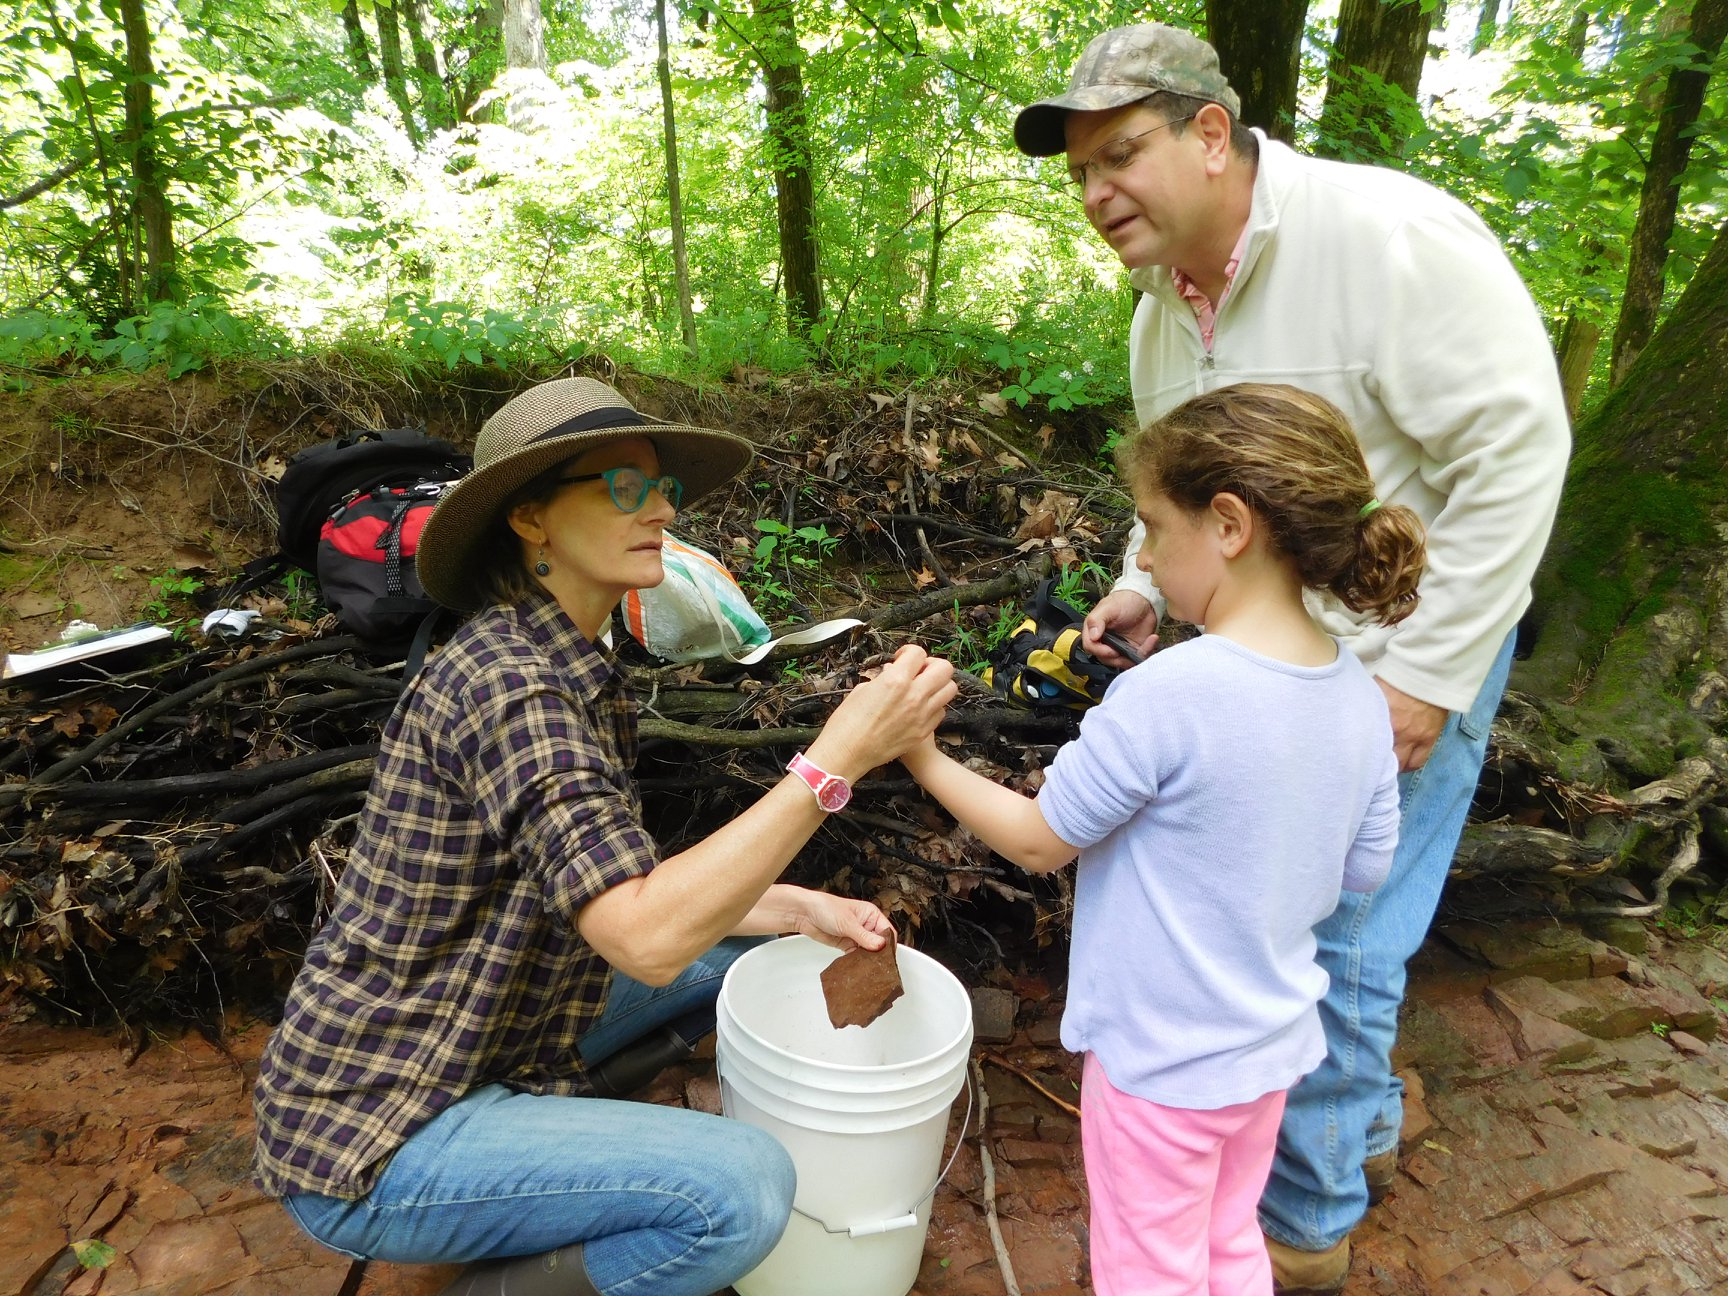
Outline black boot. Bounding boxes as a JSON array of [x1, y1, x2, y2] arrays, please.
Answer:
[[436, 1243, 599, 1296], [586, 1005, 715, 1100]]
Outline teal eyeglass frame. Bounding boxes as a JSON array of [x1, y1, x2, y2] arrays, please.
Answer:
[[557, 466, 684, 512]]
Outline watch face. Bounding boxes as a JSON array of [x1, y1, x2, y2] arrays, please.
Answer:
[[816, 778, 851, 812]]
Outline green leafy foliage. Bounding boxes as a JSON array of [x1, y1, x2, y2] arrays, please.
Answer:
[[69, 1239, 116, 1269], [144, 568, 203, 622], [0, 0, 1713, 428], [385, 294, 554, 371], [0, 298, 272, 375], [744, 518, 839, 615]]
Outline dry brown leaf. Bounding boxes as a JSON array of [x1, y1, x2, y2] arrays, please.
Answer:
[[955, 431, 984, 458], [912, 567, 938, 589], [171, 543, 218, 573], [1015, 509, 1058, 541], [978, 392, 1010, 417], [1037, 423, 1056, 449]]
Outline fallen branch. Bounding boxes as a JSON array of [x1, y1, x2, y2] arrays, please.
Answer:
[[980, 1051, 1082, 1119], [862, 512, 1022, 549], [12, 745, 377, 812], [903, 388, 950, 587], [973, 1055, 1023, 1296], [180, 791, 358, 873], [1567, 824, 1703, 919], [9, 636, 365, 793]]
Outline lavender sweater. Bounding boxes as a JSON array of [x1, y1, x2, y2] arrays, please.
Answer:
[[1039, 634, 1399, 1109]]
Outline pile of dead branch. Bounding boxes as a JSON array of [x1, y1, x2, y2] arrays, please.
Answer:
[[0, 382, 1128, 1025]]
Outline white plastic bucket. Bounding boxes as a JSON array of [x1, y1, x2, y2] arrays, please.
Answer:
[[716, 935, 974, 1296]]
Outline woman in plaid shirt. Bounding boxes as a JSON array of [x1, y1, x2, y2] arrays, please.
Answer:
[[253, 378, 957, 1296]]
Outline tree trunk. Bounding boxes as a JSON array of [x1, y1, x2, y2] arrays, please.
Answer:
[[1317, 0, 1435, 161], [117, 0, 176, 306], [454, 1, 503, 122], [1607, 0, 1728, 387], [401, 1, 453, 130], [655, 0, 697, 356], [752, 0, 823, 341], [922, 192, 945, 323], [1517, 218, 1728, 789], [501, 0, 547, 70], [1204, 0, 1308, 143], [373, 2, 424, 148], [1473, 0, 1502, 52], [341, 0, 377, 84], [1555, 310, 1600, 425]]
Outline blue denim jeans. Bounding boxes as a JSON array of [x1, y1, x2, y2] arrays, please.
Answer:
[[1259, 633, 1514, 1253], [282, 938, 793, 1295]]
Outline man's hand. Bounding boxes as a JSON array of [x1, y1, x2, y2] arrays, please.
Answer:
[[1378, 678, 1449, 772], [1081, 590, 1159, 668]]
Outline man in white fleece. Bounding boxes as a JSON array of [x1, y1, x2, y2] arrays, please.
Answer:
[[1012, 23, 1571, 1294]]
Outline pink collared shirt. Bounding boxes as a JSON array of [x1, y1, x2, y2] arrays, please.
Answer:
[[1170, 223, 1251, 351]]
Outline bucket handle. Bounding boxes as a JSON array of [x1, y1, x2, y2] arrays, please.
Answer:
[[779, 1065, 977, 1240]]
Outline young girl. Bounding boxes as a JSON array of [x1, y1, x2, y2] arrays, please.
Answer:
[[903, 382, 1424, 1296]]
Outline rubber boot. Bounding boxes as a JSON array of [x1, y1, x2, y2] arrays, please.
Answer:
[[436, 1243, 599, 1296], [585, 1005, 716, 1100]]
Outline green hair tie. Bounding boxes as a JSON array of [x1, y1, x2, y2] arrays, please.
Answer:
[[1358, 498, 1382, 520]]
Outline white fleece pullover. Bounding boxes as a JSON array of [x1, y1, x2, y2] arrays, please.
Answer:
[[1115, 134, 1571, 714]]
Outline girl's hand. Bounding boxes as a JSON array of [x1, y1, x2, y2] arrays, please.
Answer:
[[899, 733, 942, 780], [789, 888, 894, 952], [808, 644, 957, 779]]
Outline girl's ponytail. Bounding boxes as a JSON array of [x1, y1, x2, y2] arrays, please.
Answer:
[[1120, 383, 1427, 626], [1329, 502, 1424, 626]]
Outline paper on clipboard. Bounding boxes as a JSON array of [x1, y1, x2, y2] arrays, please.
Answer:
[[3, 622, 173, 682]]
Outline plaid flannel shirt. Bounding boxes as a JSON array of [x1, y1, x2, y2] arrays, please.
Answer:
[[252, 590, 657, 1199]]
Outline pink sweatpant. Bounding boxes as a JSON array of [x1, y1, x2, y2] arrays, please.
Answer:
[[1080, 1052, 1286, 1296]]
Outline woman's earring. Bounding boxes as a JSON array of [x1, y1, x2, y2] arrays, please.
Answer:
[[534, 548, 551, 577]]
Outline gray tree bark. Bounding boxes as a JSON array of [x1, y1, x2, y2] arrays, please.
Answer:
[[655, 0, 697, 355], [373, 2, 424, 148], [118, 0, 176, 305], [1608, 0, 1728, 387], [1317, 0, 1435, 161], [341, 0, 377, 84], [1204, 0, 1308, 143], [753, 0, 824, 341], [401, 1, 453, 130]]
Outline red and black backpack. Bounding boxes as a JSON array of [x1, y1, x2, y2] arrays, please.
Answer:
[[227, 427, 470, 643]]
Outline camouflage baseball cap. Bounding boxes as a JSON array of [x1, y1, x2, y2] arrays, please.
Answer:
[[1014, 24, 1241, 158]]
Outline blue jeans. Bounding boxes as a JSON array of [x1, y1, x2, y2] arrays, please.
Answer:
[[282, 938, 793, 1296], [1259, 633, 1514, 1253]]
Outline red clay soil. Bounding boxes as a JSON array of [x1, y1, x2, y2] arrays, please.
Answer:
[[6, 920, 1728, 1296]]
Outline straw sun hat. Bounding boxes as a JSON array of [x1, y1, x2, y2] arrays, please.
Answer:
[[416, 376, 754, 611]]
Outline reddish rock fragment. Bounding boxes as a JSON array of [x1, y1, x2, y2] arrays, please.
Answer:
[[821, 940, 904, 1029]]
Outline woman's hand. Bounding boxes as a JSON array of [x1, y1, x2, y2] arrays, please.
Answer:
[[806, 644, 957, 780], [788, 888, 894, 952]]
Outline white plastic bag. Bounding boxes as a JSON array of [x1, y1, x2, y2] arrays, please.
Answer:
[[622, 536, 864, 664], [623, 537, 773, 663]]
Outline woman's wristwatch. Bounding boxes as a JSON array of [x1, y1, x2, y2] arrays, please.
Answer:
[[787, 751, 852, 812]]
